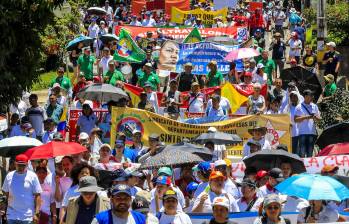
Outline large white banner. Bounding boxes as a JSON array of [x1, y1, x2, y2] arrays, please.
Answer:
[[231, 155, 349, 178]]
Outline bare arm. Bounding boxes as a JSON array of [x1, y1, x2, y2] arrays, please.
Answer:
[[294, 114, 313, 123]]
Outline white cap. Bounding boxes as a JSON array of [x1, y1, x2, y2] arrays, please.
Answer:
[[257, 63, 264, 69], [55, 156, 64, 163], [52, 83, 61, 89], [208, 127, 217, 133], [99, 143, 111, 151], [78, 132, 89, 140], [326, 41, 336, 48], [213, 196, 230, 210], [132, 129, 141, 135], [214, 159, 227, 168]]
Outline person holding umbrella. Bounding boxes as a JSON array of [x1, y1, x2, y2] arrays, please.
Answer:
[[243, 125, 271, 157], [253, 194, 291, 224], [297, 200, 340, 223]]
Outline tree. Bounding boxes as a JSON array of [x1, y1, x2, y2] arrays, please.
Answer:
[[0, 0, 64, 106]]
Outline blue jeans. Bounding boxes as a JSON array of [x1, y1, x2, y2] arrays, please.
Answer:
[[7, 220, 33, 224], [298, 134, 317, 157], [292, 136, 299, 155]]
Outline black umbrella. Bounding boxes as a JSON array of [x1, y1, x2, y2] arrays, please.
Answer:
[[243, 149, 306, 174], [139, 148, 204, 170], [316, 122, 349, 149], [100, 34, 119, 43], [163, 142, 212, 161], [76, 83, 129, 103], [333, 175, 349, 188], [280, 66, 322, 102], [192, 131, 242, 145]]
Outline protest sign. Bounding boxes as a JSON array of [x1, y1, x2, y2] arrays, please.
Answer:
[[110, 108, 291, 156], [230, 155, 349, 178], [175, 42, 238, 74], [115, 26, 247, 40], [68, 108, 108, 141], [171, 7, 228, 25]]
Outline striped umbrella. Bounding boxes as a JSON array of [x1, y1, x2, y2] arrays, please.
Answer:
[[224, 48, 260, 61]]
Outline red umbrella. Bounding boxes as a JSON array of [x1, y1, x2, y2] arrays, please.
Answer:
[[25, 142, 87, 160], [317, 142, 349, 156]]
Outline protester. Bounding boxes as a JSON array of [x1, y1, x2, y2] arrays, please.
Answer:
[[77, 47, 96, 81], [270, 32, 286, 76], [2, 154, 42, 224], [258, 51, 276, 86], [303, 45, 318, 74], [177, 63, 198, 92], [184, 82, 206, 113], [259, 168, 284, 197], [243, 126, 271, 157], [209, 197, 235, 224], [206, 61, 224, 87], [323, 41, 342, 82], [26, 94, 48, 141], [288, 32, 302, 64], [64, 176, 110, 224], [323, 74, 337, 99], [246, 83, 265, 115], [237, 178, 263, 212]]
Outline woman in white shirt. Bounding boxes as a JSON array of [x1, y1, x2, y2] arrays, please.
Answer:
[[144, 82, 159, 114], [253, 63, 268, 85], [288, 32, 302, 64]]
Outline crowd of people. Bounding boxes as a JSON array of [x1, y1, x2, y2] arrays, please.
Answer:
[[1, 0, 346, 223]]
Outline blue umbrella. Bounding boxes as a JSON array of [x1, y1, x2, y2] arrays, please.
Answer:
[[275, 173, 349, 201], [66, 35, 93, 51]]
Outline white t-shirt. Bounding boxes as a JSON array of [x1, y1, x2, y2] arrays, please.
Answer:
[[99, 56, 113, 75], [88, 24, 100, 39], [192, 190, 240, 213], [294, 102, 320, 135], [237, 197, 264, 212], [10, 100, 28, 118], [26, 106, 48, 136], [288, 39, 302, 57], [252, 73, 268, 85], [158, 212, 192, 224], [2, 170, 43, 221], [40, 182, 55, 215], [224, 178, 241, 199], [188, 93, 205, 113], [207, 96, 231, 112]]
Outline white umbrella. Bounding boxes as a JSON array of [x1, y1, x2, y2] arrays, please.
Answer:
[[0, 136, 42, 157], [87, 7, 107, 15]]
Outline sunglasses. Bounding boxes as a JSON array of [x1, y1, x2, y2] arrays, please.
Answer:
[[267, 206, 280, 210]]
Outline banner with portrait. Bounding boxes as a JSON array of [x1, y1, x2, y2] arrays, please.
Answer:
[[115, 25, 248, 40], [156, 41, 241, 74], [171, 7, 228, 25], [110, 108, 291, 157]]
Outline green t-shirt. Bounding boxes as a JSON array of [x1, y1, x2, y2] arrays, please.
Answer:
[[77, 55, 96, 80], [258, 58, 276, 85], [324, 82, 337, 97], [50, 76, 72, 91], [108, 70, 126, 86], [137, 72, 160, 91], [206, 70, 223, 87]]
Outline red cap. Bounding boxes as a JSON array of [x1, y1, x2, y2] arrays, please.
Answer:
[[290, 58, 297, 64], [244, 72, 253, 77], [256, 170, 268, 180], [15, 154, 29, 164], [209, 171, 226, 181]]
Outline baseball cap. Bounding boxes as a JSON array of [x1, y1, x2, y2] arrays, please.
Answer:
[[186, 182, 199, 193], [15, 154, 29, 164], [212, 196, 230, 210], [115, 139, 125, 148], [326, 41, 336, 48], [209, 171, 226, 181], [244, 71, 253, 77], [241, 178, 257, 188], [321, 165, 339, 173], [303, 89, 314, 96], [257, 63, 264, 69], [149, 133, 160, 140], [324, 74, 335, 82], [52, 83, 61, 89], [156, 176, 171, 186], [163, 189, 178, 200], [290, 58, 297, 64], [256, 170, 268, 180], [269, 168, 284, 182], [214, 159, 227, 168], [192, 161, 211, 173], [77, 176, 103, 193], [143, 82, 152, 88], [111, 184, 132, 196], [78, 132, 89, 140], [112, 169, 128, 182], [263, 194, 282, 208], [158, 167, 173, 176], [99, 143, 111, 151], [144, 62, 153, 68]]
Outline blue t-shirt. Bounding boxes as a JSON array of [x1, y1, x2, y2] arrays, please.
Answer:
[[294, 26, 306, 41]]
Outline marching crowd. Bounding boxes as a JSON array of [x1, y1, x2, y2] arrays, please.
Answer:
[[1, 0, 346, 224]]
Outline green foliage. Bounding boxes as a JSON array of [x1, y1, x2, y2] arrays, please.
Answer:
[[32, 71, 74, 91], [318, 89, 349, 129], [0, 0, 64, 105], [326, 2, 349, 45], [303, 8, 316, 24]]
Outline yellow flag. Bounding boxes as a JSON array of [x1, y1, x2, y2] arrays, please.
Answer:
[[221, 83, 248, 113]]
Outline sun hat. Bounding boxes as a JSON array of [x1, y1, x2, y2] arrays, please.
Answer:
[[77, 176, 103, 193]]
